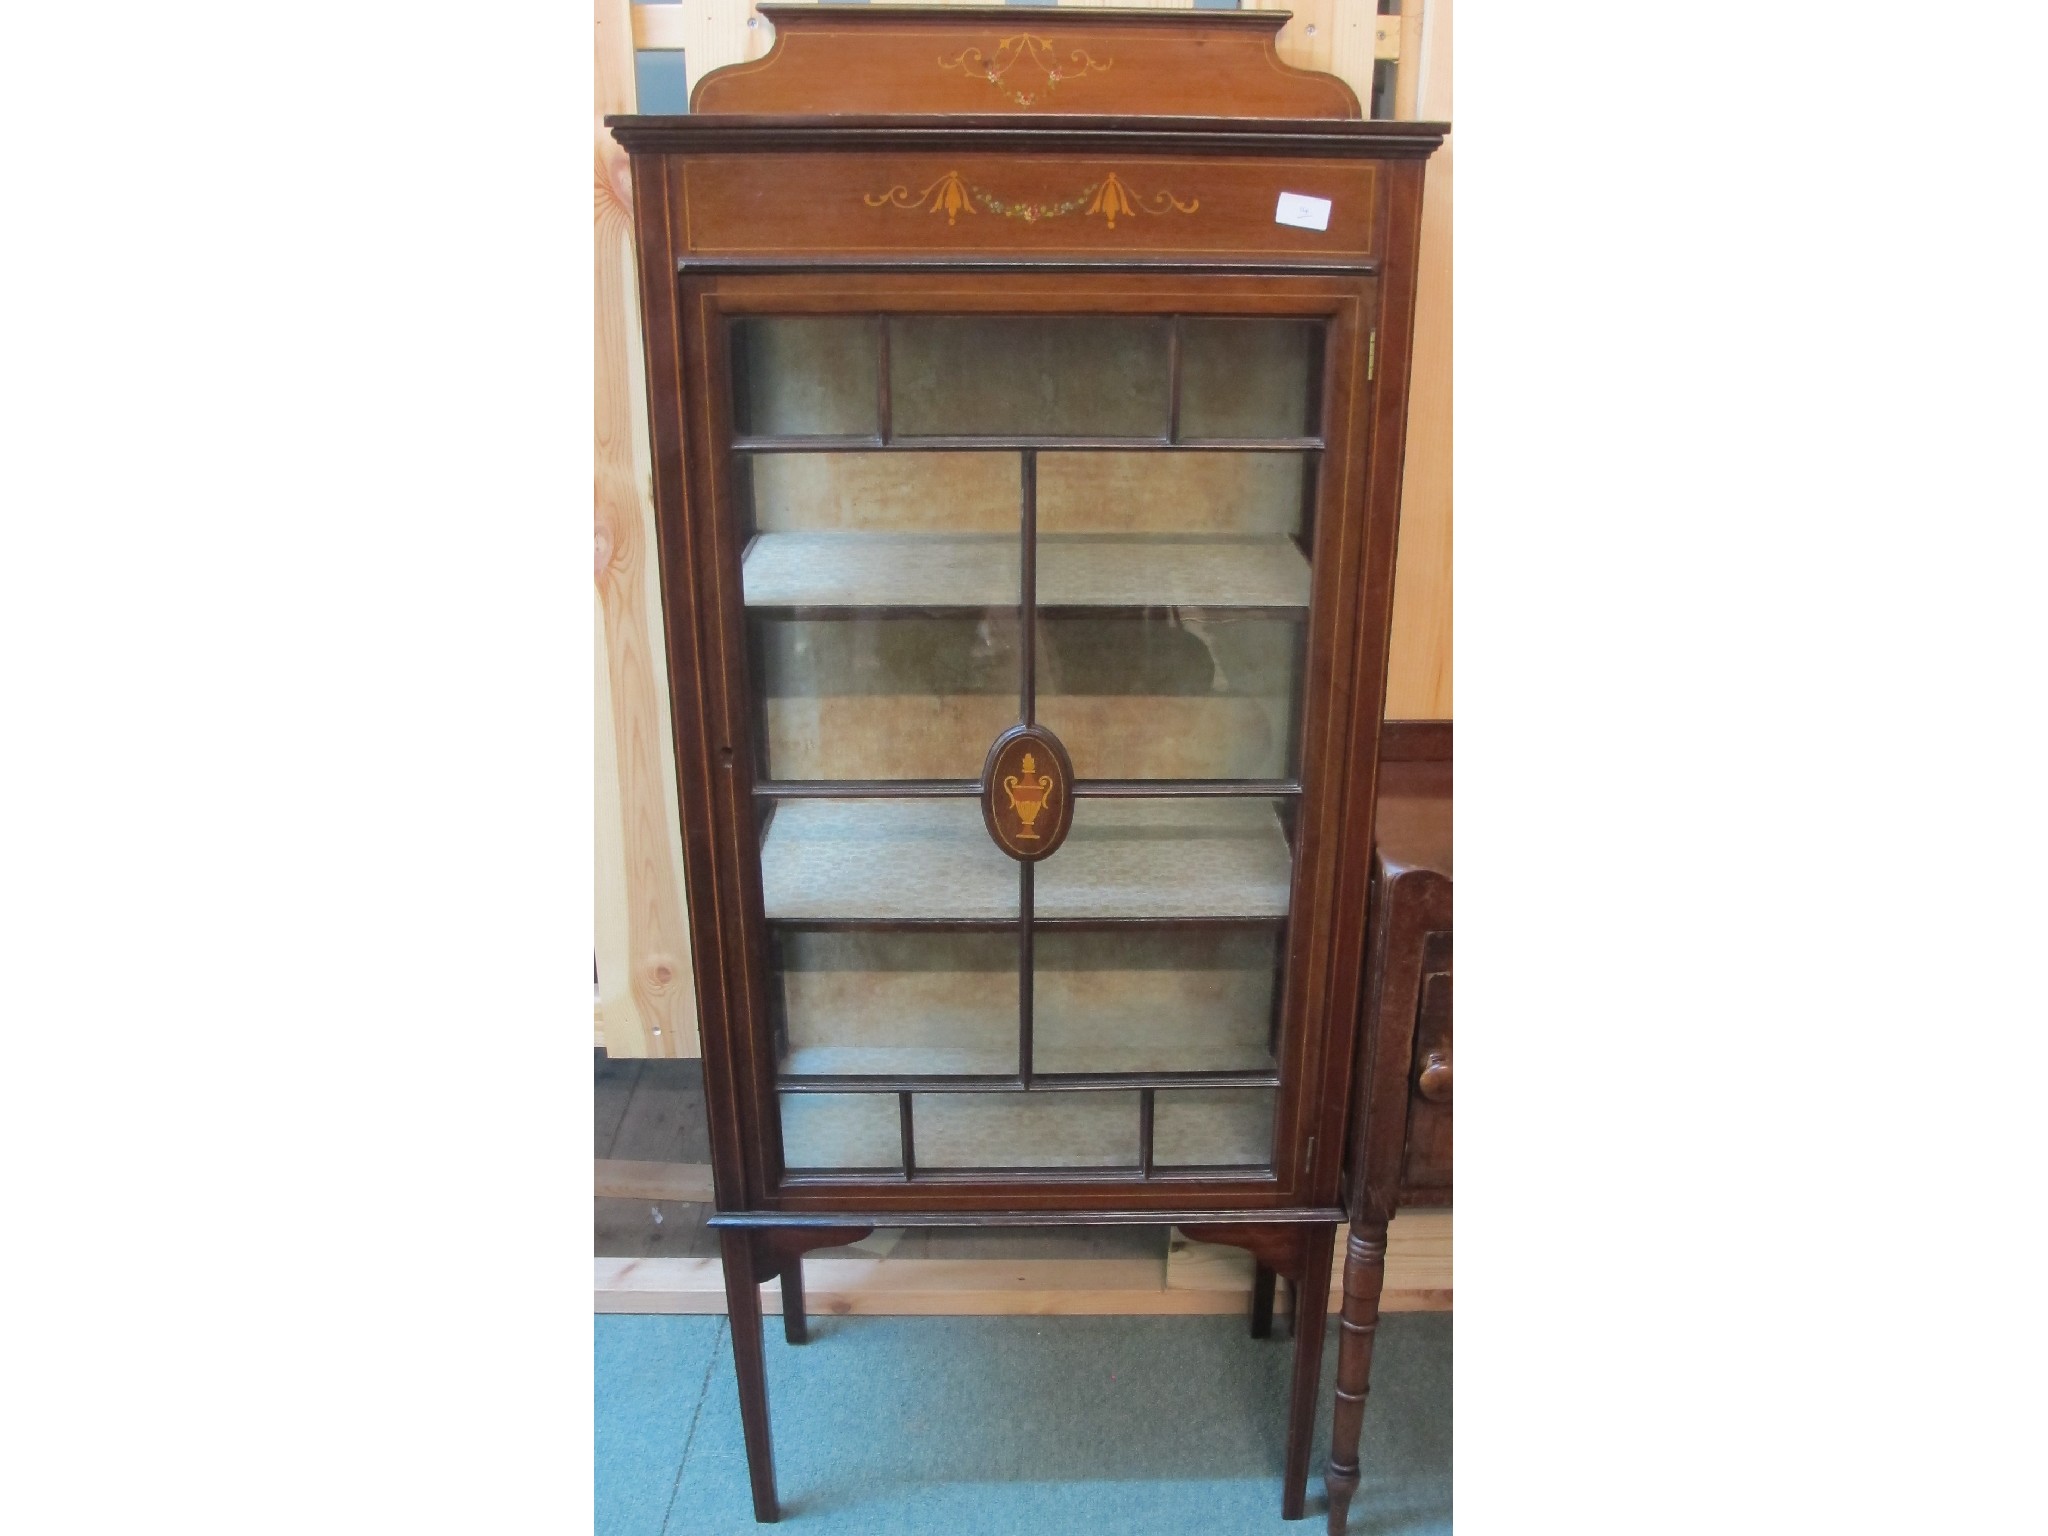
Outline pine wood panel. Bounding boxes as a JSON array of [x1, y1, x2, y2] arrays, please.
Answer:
[[597, 0, 699, 1056], [1384, 0, 1452, 717], [594, 1208, 1449, 1314]]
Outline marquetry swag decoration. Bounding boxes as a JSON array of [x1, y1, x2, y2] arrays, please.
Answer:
[[938, 33, 1112, 109], [864, 170, 1198, 230]]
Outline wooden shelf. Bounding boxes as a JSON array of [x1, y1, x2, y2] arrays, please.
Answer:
[[742, 532, 1311, 613], [759, 799, 1294, 923]]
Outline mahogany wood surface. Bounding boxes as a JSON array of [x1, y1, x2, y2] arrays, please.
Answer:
[[610, 7, 1445, 1522], [692, 5, 1361, 120]]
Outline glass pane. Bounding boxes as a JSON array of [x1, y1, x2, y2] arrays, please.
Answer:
[[914, 1091, 1140, 1169], [781, 1091, 901, 1171], [1037, 614, 1303, 779], [732, 318, 878, 438], [1035, 798, 1294, 921], [1179, 319, 1319, 439], [750, 615, 1020, 780], [741, 452, 1023, 780], [775, 931, 1018, 1076], [1034, 929, 1280, 1075], [891, 317, 1171, 437], [1154, 1087, 1276, 1168], [759, 800, 1020, 922], [1032, 451, 1311, 780], [748, 450, 1019, 534], [1038, 451, 1306, 535]]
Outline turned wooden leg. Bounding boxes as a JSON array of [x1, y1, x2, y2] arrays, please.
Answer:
[[719, 1229, 780, 1523], [1282, 1224, 1337, 1521], [780, 1260, 807, 1346], [1251, 1262, 1277, 1339], [1323, 1220, 1389, 1536]]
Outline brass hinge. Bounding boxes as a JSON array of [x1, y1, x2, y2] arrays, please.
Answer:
[[1368, 329, 1377, 382]]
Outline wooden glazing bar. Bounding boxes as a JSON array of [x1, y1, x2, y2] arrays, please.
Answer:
[[898, 1092, 915, 1179], [732, 434, 885, 453], [765, 916, 1287, 934], [741, 604, 1005, 620], [780, 1075, 1025, 1096], [775, 1069, 1281, 1095], [1139, 1088, 1156, 1178], [772, 1167, 1291, 1193], [1142, 1163, 1273, 1183], [1267, 918, 1290, 1059], [752, 779, 1301, 800], [744, 603, 1308, 621], [731, 435, 1325, 453], [1020, 449, 1037, 725], [761, 782, 1302, 806], [1018, 860, 1035, 1086], [1166, 317, 1183, 444], [1072, 780, 1303, 798], [874, 313, 892, 445], [676, 257, 1383, 278], [1035, 1070, 1281, 1092], [753, 780, 982, 799]]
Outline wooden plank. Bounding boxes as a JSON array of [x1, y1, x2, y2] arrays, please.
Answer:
[[595, 1225, 1449, 1316], [608, 1061, 712, 1165], [593, 1055, 641, 1158], [631, 2, 780, 66], [1396, 4, 1425, 119], [596, 1158, 716, 1203], [596, 0, 699, 1057], [595, 1197, 708, 1260], [1384, 0, 1452, 717], [1375, 14, 1402, 62]]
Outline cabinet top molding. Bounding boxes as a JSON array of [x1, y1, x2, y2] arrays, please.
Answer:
[[656, 3, 1379, 123], [603, 115, 1448, 160]]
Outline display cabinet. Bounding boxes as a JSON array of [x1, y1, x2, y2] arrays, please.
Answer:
[[608, 5, 1445, 1522]]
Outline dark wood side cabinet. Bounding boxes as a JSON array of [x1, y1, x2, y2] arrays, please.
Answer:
[[608, 6, 1445, 1522], [1325, 729, 1451, 1534]]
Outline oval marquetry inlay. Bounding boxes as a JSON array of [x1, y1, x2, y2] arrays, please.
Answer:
[[980, 724, 1075, 862]]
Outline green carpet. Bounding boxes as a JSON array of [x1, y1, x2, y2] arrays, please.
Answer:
[[597, 1312, 1451, 1534]]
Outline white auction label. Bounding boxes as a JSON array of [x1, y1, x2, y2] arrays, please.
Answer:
[[1274, 191, 1333, 232]]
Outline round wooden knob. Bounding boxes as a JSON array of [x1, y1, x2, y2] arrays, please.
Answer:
[[1415, 1050, 1452, 1103]]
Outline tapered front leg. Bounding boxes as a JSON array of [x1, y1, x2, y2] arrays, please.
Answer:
[[719, 1230, 779, 1523], [780, 1260, 807, 1346], [1323, 1220, 1389, 1535], [1281, 1224, 1337, 1520], [1179, 1220, 1337, 1521], [1251, 1262, 1277, 1339]]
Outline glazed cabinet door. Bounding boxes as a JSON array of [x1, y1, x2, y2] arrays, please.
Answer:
[[686, 274, 1379, 1209]]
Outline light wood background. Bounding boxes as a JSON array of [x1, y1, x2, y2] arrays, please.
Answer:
[[595, 0, 1452, 1056]]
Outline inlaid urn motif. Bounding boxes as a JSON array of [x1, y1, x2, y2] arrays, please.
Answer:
[[981, 724, 1075, 861], [1004, 753, 1055, 841]]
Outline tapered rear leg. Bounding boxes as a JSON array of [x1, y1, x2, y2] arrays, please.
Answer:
[[1251, 1262, 1277, 1339], [780, 1261, 807, 1345]]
